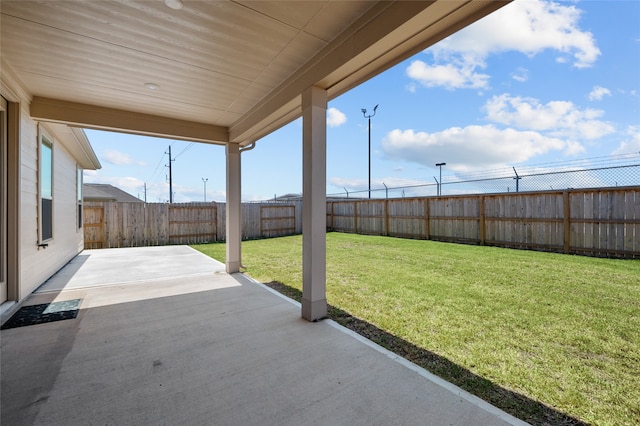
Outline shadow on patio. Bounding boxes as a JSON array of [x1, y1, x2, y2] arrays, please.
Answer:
[[2, 246, 532, 426]]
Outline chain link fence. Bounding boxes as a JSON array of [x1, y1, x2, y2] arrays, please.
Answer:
[[327, 153, 640, 199]]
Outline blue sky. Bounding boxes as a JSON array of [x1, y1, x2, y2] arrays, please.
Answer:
[[84, 0, 640, 202]]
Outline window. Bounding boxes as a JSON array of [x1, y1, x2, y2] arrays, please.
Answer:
[[77, 168, 83, 229], [40, 132, 53, 241]]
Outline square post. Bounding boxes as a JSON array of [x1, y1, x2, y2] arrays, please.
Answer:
[[225, 143, 241, 273], [301, 86, 327, 321]]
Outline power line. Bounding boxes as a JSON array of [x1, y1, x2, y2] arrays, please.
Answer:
[[174, 142, 194, 159], [147, 150, 167, 184]]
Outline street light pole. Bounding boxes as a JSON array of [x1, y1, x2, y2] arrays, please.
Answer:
[[435, 162, 446, 196], [202, 178, 208, 202], [362, 104, 378, 199]]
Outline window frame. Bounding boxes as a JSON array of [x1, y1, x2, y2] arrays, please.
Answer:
[[1, 96, 7, 289], [38, 126, 54, 243], [77, 167, 83, 230]]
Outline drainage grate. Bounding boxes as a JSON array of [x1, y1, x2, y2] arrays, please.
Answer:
[[1, 299, 82, 330]]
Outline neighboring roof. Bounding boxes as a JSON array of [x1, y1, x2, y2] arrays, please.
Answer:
[[1, 1, 508, 145], [83, 184, 143, 203], [273, 193, 302, 202]]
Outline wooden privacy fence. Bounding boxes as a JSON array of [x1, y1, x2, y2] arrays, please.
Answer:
[[84, 189, 639, 258], [327, 187, 640, 259], [83, 201, 302, 249]]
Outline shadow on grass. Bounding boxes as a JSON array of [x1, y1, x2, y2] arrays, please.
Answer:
[[264, 280, 588, 426]]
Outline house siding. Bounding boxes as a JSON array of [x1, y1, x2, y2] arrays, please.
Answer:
[[1, 65, 99, 313], [19, 115, 84, 298]]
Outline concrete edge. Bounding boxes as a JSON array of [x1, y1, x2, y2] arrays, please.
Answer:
[[239, 272, 530, 426], [235, 273, 301, 308], [183, 245, 227, 266], [325, 320, 531, 426]]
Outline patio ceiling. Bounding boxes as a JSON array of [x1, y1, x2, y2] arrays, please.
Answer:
[[1, 0, 508, 146]]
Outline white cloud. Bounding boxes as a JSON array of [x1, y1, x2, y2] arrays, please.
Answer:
[[484, 94, 615, 139], [102, 149, 146, 166], [406, 82, 418, 93], [588, 86, 611, 101], [327, 107, 347, 127], [406, 61, 489, 90], [511, 67, 528, 83], [381, 125, 582, 172], [612, 126, 640, 155], [328, 177, 366, 191], [408, 0, 600, 89]]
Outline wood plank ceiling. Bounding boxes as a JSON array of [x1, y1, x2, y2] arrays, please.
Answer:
[[0, 1, 509, 145]]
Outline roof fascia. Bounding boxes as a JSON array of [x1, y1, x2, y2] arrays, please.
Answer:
[[70, 127, 102, 170]]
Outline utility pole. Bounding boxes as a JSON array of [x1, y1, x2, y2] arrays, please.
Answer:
[[143, 183, 147, 203], [166, 145, 174, 203]]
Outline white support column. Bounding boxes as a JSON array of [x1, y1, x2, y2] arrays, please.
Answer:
[[225, 142, 241, 273], [301, 86, 328, 321]]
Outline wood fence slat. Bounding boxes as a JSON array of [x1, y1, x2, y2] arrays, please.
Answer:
[[624, 190, 638, 252], [599, 191, 611, 252], [563, 191, 571, 253], [592, 191, 601, 252], [538, 195, 545, 247], [612, 190, 626, 252], [83, 204, 104, 249], [580, 191, 591, 252], [85, 189, 639, 258], [260, 205, 296, 238]]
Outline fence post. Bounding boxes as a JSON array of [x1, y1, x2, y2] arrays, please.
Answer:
[[479, 195, 486, 245], [563, 191, 571, 253], [385, 199, 389, 236], [332, 202, 336, 231], [353, 201, 358, 234], [424, 198, 430, 240]]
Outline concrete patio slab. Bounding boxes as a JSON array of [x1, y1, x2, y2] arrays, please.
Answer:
[[1, 246, 528, 426], [35, 246, 225, 293]]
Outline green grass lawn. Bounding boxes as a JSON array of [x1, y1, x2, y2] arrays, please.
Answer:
[[193, 233, 640, 426]]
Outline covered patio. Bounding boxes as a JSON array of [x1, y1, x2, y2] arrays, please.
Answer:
[[1, 2, 527, 423], [1, 0, 510, 321], [1, 246, 526, 425]]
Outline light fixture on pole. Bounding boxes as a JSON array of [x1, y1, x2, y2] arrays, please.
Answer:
[[435, 163, 446, 196], [202, 178, 208, 202], [361, 104, 379, 199]]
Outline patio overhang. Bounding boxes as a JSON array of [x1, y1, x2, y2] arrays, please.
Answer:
[[1, 0, 511, 321], [3, 1, 509, 145]]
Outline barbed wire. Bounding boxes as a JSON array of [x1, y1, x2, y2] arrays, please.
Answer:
[[326, 153, 640, 199]]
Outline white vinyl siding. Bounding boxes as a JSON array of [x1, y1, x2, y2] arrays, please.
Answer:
[[19, 116, 85, 298]]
